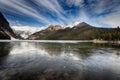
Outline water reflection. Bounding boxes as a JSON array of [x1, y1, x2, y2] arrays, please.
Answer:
[[35, 43, 94, 60], [0, 42, 120, 80], [0, 42, 11, 57]]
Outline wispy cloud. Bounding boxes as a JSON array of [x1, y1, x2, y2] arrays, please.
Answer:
[[0, 0, 51, 24], [88, 0, 120, 14], [0, 0, 120, 27], [0, 0, 69, 25], [86, 0, 120, 27], [33, 0, 68, 23], [96, 11, 120, 27], [66, 0, 84, 7]]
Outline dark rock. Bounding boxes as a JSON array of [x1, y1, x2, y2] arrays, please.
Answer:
[[0, 32, 10, 39], [0, 12, 23, 39]]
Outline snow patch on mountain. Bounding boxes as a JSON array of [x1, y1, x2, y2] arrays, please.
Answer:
[[64, 22, 80, 28], [12, 26, 46, 38]]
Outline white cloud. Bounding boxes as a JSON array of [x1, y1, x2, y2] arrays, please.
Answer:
[[12, 26, 46, 38], [88, 0, 120, 14], [34, 0, 62, 13], [96, 11, 120, 27], [12, 26, 45, 32], [0, 0, 120, 27], [33, 0, 67, 23], [66, 0, 84, 6], [83, 0, 120, 27], [78, 11, 89, 22], [11, 26, 46, 38], [0, 0, 51, 24], [64, 21, 80, 28]]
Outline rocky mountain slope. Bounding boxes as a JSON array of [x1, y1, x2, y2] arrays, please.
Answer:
[[45, 24, 63, 31], [0, 12, 23, 39], [28, 22, 120, 40], [28, 24, 63, 40], [0, 32, 10, 39]]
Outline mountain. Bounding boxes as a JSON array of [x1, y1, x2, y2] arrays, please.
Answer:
[[64, 22, 81, 28], [28, 24, 63, 40], [0, 32, 10, 39], [74, 22, 90, 28], [0, 12, 23, 39], [28, 22, 120, 40], [12, 26, 45, 38], [45, 24, 63, 31]]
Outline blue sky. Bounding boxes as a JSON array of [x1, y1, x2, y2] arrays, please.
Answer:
[[0, 0, 120, 27]]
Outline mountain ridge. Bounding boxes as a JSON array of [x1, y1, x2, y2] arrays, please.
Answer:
[[28, 22, 120, 40], [45, 24, 63, 31]]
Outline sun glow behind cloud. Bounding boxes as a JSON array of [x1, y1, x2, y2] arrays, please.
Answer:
[[0, 0, 120, 27]]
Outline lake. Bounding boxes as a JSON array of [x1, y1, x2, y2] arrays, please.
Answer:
[[0, 41, 120, 80]]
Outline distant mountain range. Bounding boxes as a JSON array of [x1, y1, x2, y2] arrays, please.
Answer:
[[28, 22, 120, 40], [0, 12, 120, 40]]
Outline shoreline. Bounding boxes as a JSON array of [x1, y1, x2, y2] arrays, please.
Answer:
[[0, 40, 93, 43], [0, 39, 120, 44], [93, 39, 120, 44]]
